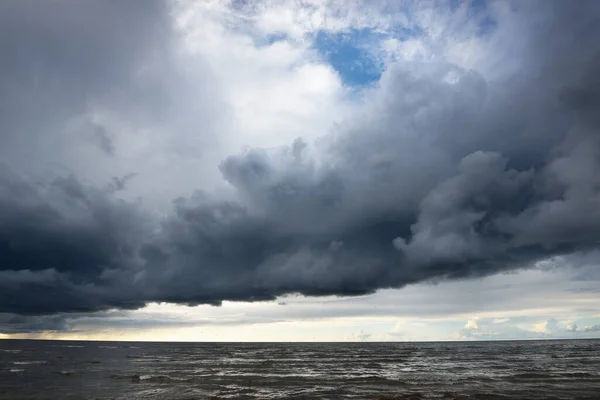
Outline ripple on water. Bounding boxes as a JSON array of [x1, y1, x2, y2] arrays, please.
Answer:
[[2, 340, 600, 400]]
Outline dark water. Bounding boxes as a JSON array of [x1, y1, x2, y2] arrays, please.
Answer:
[[1, 340, 599, 399]]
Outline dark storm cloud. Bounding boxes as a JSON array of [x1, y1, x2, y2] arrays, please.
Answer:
[[0, 164, 149, 314], [2, 0, 600, 325]]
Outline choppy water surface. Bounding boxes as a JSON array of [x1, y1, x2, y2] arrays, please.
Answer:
[[1, 339, 599, 399]]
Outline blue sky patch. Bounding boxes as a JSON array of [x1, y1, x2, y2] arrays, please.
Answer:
[[312, 28, 384, 87]]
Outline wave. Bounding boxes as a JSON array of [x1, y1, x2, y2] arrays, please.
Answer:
[[9, 369, 25, 373], [110, 373, 193, 383], [12, 361, 47, 365], [59, 370, 76, 376], [344, 375, 406, 385], [509, 371, 597, 381], [561, 372, 597, 378], [0, 349, 22, 353]]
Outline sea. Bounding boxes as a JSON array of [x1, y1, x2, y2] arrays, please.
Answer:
[[1, 339, 599, 399]]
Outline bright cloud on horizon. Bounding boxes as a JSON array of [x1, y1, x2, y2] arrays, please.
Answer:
[[1, 0, 600, 341]]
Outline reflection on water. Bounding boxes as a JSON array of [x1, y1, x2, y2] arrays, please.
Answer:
[[1, 339, 599, 399]]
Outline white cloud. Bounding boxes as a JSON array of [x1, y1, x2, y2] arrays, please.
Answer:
[[584, 325, 600, 332], [565, 323, 578, 333], [44, 0, 364, 211], [12, 0, 513, 212], [465, 319, 479, 330]]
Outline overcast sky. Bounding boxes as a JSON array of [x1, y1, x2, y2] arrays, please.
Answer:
[[1, 0, 600, 341]]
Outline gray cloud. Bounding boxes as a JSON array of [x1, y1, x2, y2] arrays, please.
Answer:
[[92, 124, 115, 156], [1, 0, 600, 328], [0, 308, 285, 334], [0, 0, 170, 164], [0, 314, 71, 334]]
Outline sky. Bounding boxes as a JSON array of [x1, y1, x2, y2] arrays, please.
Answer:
[[1, 0, 600, 342]]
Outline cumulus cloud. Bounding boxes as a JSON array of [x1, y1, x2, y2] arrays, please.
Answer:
[[457, 317, 541, 340], [584, 325, 600, 332], [456, 317, 589, 340], [1, 0, 600, 327], [565, 323, 578, 333], [544, 318, 562, 334], [542, 318, 581, 335]]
